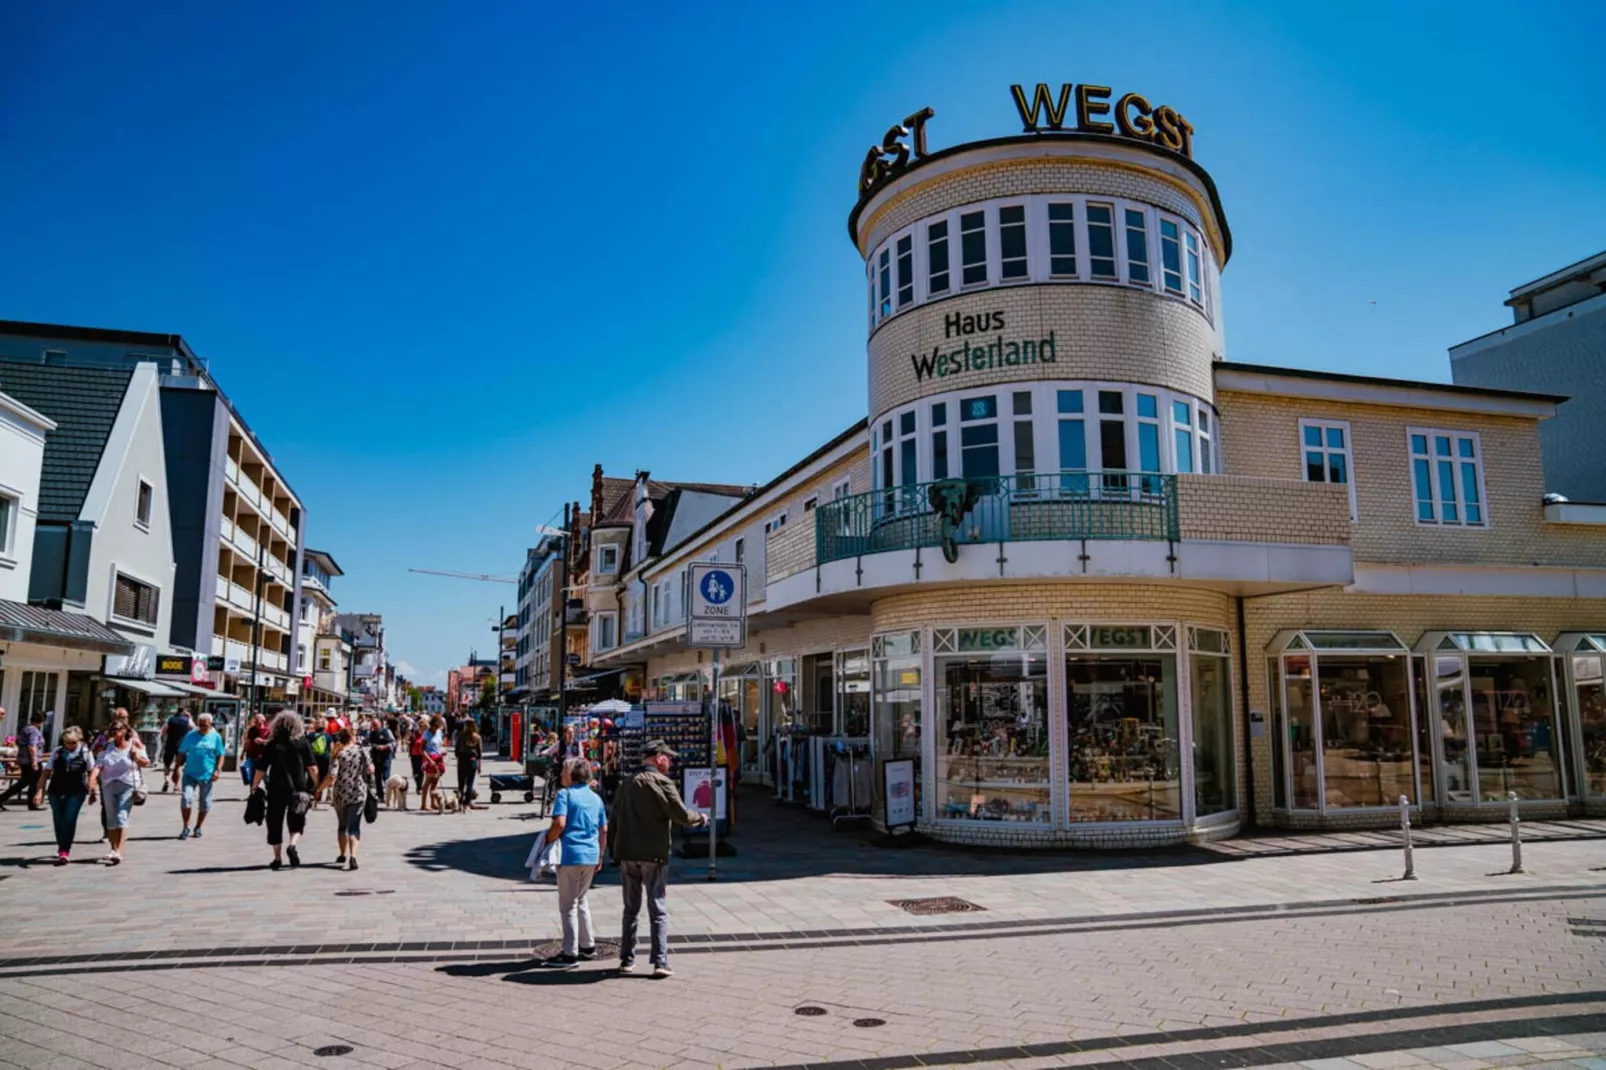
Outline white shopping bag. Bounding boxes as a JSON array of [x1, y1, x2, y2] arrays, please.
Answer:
[[525, 836, 561, 880]]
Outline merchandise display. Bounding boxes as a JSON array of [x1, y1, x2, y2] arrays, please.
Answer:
[[936, 662, 1051, 823], [1065, 657, 1180, 822]]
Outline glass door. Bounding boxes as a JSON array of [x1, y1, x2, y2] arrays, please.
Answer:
[[1572, 654, 1605, 799]]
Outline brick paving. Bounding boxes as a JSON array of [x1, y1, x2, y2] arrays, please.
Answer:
[[1, 760, 1603, 1069]]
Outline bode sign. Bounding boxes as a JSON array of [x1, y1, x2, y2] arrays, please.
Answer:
[[857, 82, 1196, 199]]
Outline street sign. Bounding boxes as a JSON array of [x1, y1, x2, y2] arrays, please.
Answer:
[[685, 562, 746, 648]]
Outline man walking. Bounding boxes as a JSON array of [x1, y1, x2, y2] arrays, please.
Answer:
[[365, 716, 396, 798], [160, 707, 193, 792], [0, 711, 46, 811], [177, 712, 226, 839], [609, 740, 707, 978]]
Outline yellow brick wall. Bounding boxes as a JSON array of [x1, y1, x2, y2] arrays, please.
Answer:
[[765, 520, 816, 584], [1217, 390, 1606, 569], [870, 583, 1236, 631], [1176, 474, 1351, 545], [861, 158, 1215, 255], [645, 615, 874, 681], [868, 283, 1217, 417], [1242, 589, 1606, 821]]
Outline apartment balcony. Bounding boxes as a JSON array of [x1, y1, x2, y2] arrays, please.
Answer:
[[232, 525, 258, 561], [220, 516, 234, 543], [229, 581, 254, 612], [226, 457, 240, 485], [763, 471, 1354, 614]]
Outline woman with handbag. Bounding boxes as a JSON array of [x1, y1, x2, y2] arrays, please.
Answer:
[[251, 710, 315, 870], [89, 721, 149, 865], [320, 726, 374, 871]]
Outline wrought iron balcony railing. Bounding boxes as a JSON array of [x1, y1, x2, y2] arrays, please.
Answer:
[[814, 472, 1179, 567]]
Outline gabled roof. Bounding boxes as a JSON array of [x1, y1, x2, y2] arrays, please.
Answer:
[[0, 360, 134, 523], [304, 548, 344, 576]]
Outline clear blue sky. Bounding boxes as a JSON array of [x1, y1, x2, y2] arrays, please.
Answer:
[[2, 2, 1602, 684]]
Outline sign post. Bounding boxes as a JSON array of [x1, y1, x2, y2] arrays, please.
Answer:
[[686, 562, 747, 881]]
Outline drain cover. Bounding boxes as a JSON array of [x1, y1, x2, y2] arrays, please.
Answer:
[[889, 896, 985, 915], [794, 1006, 828, 1017], [530, 940, 620, 960], [313, 1044, 354, 1057], [853, 1018, 886, 1028]]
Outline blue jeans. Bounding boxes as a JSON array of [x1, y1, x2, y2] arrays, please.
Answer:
[[181, 776, 215, 813], [618, 860, 670, 967], [240, 758, 253, 785], [49, 793, 85, 853], [339, 802, 363, 839]]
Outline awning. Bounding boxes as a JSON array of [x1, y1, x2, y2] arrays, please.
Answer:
[[161, 680, 225, 698], [1268, 629, 1408, 654], [1555, 633, 1606, 654], [1414, 631, 1551, 654], [119, 679, 188, 698], [0, 600, 135, 656], [570, 668, 625, 686]]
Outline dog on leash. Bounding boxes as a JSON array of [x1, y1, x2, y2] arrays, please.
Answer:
[[384, 774, 409, 811], [441, 791, 462, 814]]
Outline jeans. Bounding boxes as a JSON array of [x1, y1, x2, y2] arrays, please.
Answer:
[[372, 755, 391, 794], [618, 860, 670, 967], [49, 793, 85, 853], [458, 759, 478, 804], [339, 802, 363, 839], [410, 753, 424, 792], [102, 781, 137, 829], [181, 776, 215, 813], [556, 864, 596, 957], [240, 757, 253, 786], [0, 764, 39, 806]]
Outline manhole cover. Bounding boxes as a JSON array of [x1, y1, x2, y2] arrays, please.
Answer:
[[794, 1006, 828, 1017], [853, 1018, 886, 1028], [888, 896, 986, 915], [529, 940, 620, 960], [313, 1044, 354, 1057]]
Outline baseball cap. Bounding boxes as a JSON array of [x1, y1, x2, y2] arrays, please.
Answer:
[[643, 739, 678, 758]]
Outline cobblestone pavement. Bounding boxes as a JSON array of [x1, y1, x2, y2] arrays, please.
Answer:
[[1, 761, 1603, 1069]]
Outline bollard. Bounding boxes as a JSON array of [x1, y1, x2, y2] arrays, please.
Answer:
[[1399, 794, 1417, 880], [1507, 790, 1525, 874]]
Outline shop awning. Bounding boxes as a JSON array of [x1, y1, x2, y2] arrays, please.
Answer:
[[119, 679, 188, 698], [1555, 633, 1606, 654], [0, 599, 135, 656], [161, 680, 224, 698], [1413, 631, 1551, 654], [570, 668, 625, 686], [1268, 629, 1407, 653]]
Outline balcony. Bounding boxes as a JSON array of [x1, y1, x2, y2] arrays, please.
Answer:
[[233, 526, 258, 561], [220, 516, 234, 542], [229, 581, 254, 612]]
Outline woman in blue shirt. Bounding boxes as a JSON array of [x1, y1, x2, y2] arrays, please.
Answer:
[[538, 758, 608, 969]]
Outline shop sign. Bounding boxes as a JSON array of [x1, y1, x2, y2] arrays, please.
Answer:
[[190, 659, 211, 686], [883, 758, 917, 828], [910, 311, 1059, 383], [683, 767, 728, 821], [1011, 83, 1195, 158], [858, 106, 935, 195], [105, 643, 155, 680], [206, 655, 226, 673], [156, 654, 193, 678], [956, 628, 1018, 652], [1089, 626, 1151, 650]]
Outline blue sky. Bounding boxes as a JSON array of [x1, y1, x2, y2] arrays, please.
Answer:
[[2, 2, 1602, 683]]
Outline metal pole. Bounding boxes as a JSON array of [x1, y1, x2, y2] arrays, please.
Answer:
[[248, 540, 266, 720], [1398, 794, 1416, 881], [555, 505, 569, 725], [709, 646, 720, 881], [1507, 790, 1525, 874]]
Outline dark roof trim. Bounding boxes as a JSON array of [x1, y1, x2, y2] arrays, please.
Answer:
[[0, 319, 198, 357], [1214, 361, 1570, 404], [304, 548, 344, 576], [641, 419, 869, 571], [847, 132, 1232, 264]]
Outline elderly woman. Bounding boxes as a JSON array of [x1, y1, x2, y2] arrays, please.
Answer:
[[34, 726, 96, 865], [89, 720, 149, 865], [537, 758, 608, 970], [252, 711, 315, 870], [320, 726, 373, 871]]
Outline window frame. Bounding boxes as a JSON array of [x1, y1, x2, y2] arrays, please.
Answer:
[[110, 567, 161, 630], [0, 489, 15, 559], [596, 543, 620, 575], [135, 478, 154, 531], [1298, 418, 1359, 521], [593, 610, 619, 653], [1407, 427, 1489, 529]]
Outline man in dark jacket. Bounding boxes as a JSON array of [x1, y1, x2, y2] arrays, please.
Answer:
[[609, 740, 706, 978]]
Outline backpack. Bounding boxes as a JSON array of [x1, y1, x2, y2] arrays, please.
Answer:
[[311, 733, 329, 757]]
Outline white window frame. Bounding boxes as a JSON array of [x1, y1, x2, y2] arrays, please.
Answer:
[[1298, 419, 1358, 521], [831, 477, 852, 501], [802, 495, 819, 514], [764, 511, 788, 535], [1408, 427, 1489, 529], [596, 543, 619, 575], [0, 488, 16, 560], [593, 611, 619, 653], [135, 477, 153, 531]]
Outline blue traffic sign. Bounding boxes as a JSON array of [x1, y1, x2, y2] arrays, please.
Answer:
[[699, 569, 735, 605]]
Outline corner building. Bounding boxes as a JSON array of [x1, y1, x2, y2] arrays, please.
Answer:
[[593, 104, 1606, 847]]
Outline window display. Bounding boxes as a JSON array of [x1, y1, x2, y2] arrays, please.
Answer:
[[1576, 655, 1606, 797], [839, 649, 871, 738], [1468, 657, 1561, 801], [873, 631, 922, 824], [1064, 654, 1180, 822], [1284, 655, 1318, 809], [934, 627, 1050, 823], [1315, 655, 1413, 807], [1190, 628, 1235, 817]]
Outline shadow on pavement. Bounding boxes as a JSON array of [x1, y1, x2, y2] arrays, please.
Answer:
[[438, 959, 623, 986], [404, 786, 1222, 885]]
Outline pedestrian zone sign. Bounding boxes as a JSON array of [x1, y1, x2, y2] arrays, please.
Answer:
[[686, 562, 747, 648]]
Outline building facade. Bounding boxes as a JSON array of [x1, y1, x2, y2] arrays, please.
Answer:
[[297, 549, 346, 717], [590, 89, 1606, 847], [1449, 250, 1606, 505]]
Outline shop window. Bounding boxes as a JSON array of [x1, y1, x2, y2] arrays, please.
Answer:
[[1048, 202, 1077, 277], [113, 572, 159, 626], [960, 210, 987, 286], [933, 626, 1050, 824], [1558, 635, 1606, 798], [896, 234, 914, 307], [1300, 419, 1356, 519], [999, 204, 1028, 280], [839, 649, 871, 737], [1410, 429, 1486, 527], [1124, 209, 1151, 284], [1190, 627, 1235, 818], [960, 395, 999, 478], [1173, 401, 1194, 474], [872, 632, 923, 824], [878, 247, 892, 320], [1159, 219, 1184, 294], [1467, 657, 1561, 801], [1086, 203, 1117, 279], [927, 220, 950, 296], [1065, 628, 1180, 823], [1267, 658, 1287, 809]]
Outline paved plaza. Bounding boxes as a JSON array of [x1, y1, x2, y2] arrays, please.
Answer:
[[1, 761, 1603, 1070]]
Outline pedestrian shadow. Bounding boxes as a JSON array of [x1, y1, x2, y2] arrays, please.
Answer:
[[437, 959, 614, 986], [165, 863, 274, 874]]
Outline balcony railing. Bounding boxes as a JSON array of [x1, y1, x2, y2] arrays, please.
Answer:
[[814, 472, 1179, 567]]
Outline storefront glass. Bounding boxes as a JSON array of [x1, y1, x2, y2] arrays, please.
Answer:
[[872, 631, 922, 822], [934, 626, 1050, 824], [1190, 628, 1235, 817], [1268, 657, 1287, 809], [839, 649, 870, 738], [1064, 624, 1180, 823], [1435, 655, 1473, 801], [1468, 656, 1561, 800], [1284, 655, 1318, 809], [1315, 655, 1413, 807], [1575, 654, 1606, 797]]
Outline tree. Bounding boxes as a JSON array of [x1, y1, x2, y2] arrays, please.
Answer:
[[407, 686, 422, 712]]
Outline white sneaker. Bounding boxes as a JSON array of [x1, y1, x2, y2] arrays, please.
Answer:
[[105, 851, 122, 866], [652, 965, 673, 979]]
